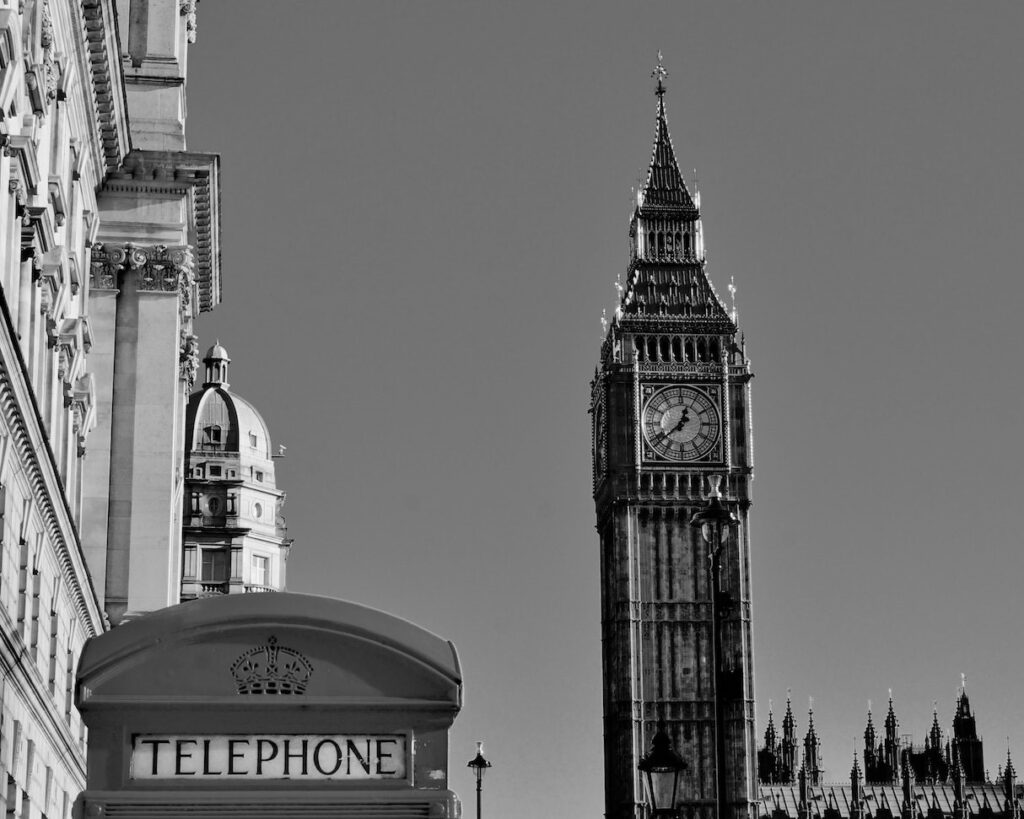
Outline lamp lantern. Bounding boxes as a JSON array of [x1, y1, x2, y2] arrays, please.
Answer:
[[467, 742, 492, 819], [638, 730, 686, 817], [691, 475, 736, 550]]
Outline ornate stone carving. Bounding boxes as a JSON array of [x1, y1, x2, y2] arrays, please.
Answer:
[[88, 243, 124, 289], [89, 243, 195, 310], [230, 636, 313, 695], [39, 0, 59, 104], [180, 0, 199, 43], [133, 245, 194, 296], [7, 177, 25, 207], [179, 331, 198, 391]]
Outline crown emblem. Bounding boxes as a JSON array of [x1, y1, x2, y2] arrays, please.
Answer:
[[230, 636, 314, 694]]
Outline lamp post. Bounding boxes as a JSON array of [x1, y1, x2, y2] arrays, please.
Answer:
[[467, 742, 492, 819], [691, 475, 737, 819], [638, 730, 686, 819]]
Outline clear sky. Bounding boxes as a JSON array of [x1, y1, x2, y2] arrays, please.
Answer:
[[186, 3, 1024, 816]]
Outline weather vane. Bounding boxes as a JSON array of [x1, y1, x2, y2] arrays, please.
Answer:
[[652, 51, 667, 98]]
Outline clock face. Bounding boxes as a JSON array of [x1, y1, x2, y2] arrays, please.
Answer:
[[642, 386, 720, 461]]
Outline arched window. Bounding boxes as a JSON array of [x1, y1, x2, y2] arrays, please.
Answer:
[[647, 231, 655, 255], [683, 233, 691, 254], [634, 336, 645, 362], [671, 337, 682, 362], [685, 339, 695, 362], [709, 338, 720, 362], [208, 497, 220, 515], [659, 337, 670, 361], [203, 425, 222, 447], [657, 232, 665, 255], [697, 338, 707, 362], [647, 337, 658, 361], [675, 232, 682, 254]]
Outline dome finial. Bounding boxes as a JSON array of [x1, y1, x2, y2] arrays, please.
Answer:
[[652, 51, 668, 99]]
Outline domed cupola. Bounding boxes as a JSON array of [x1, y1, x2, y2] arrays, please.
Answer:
[[203, 341, 231, 388], [181, 343, 290, 600]]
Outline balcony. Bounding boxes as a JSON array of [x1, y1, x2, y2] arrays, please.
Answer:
[[198, 581, 228, 596]]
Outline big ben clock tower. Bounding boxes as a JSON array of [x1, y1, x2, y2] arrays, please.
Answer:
[[592, 60, 756, 819]]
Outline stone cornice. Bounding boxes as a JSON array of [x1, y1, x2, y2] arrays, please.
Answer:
[[102, 151, 221, 312], [0, 289, 104, 639], [79, 0, 129, 175]]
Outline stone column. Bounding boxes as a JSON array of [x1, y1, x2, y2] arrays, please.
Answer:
[[87, 243, 195, 623]]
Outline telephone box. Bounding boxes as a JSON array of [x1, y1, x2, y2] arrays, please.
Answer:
[[74, 593, 462, 819]]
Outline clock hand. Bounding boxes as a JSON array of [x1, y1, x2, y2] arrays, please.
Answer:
[[671, 408, 690, 432]]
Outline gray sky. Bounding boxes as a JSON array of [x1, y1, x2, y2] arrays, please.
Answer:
[[188, 2, 1024, 814]]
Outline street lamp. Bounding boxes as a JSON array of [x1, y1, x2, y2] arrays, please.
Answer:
[[467, 742, 492, 819], [690, 475, 737, 819], [638, 730, 686, 818]]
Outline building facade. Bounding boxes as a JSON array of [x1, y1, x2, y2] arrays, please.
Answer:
[[592, 64, 757, 819], [0, 2, 230, 819], [181, 344, 290, 599], [756, 686, 1020, 819]]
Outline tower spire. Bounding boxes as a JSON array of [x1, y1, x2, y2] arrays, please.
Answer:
[[764, 702, 778, 750], [639, 53, 696, 211], [804, 701, 822, 785]]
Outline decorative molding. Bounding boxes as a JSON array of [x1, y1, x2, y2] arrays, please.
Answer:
[[180, 0, 199, 44], [4, 133, 42, 194], [101, 151, 221, 312], [230, 636, 314, 695], [80, 0, 129, 174], [0, 326, 102, 637]]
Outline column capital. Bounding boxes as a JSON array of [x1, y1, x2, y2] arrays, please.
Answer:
[[89, 242, 196, 315]]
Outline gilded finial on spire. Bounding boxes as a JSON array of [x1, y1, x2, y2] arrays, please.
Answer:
[[652, 51, 668, 99]]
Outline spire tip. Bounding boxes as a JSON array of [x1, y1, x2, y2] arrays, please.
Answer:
[[651, 51, 667, 99]]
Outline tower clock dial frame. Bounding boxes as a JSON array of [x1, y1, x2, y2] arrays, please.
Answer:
[[641, 384, 722, 463], [593, 393, 608, 479]]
